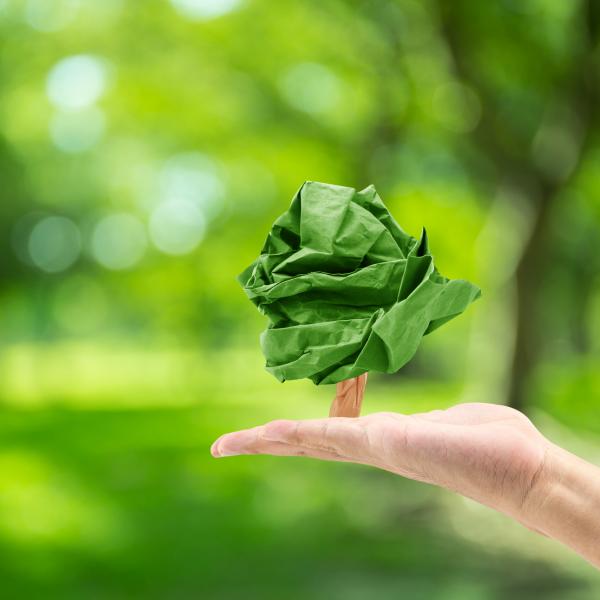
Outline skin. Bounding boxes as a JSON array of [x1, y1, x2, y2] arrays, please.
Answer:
[[211, 402, 600, 568]]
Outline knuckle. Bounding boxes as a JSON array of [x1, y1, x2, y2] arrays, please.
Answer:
[[262, 419, 297, 440]]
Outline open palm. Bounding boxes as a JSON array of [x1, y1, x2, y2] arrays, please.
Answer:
[[211, 403, 550, 523]]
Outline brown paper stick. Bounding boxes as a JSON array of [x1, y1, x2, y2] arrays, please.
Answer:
[[329, 373, 368, 418]]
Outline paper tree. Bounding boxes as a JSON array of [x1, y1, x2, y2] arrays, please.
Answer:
[[238, 181, 481, 417]]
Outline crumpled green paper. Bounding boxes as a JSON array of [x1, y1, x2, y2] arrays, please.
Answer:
[[238, 181, 481, 385]]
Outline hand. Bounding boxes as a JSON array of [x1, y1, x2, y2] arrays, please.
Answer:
[[212, 402, 600, 568], [211, 403, 549, 524]]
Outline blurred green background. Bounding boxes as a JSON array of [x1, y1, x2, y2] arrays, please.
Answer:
[[1, 0, 600, 597]]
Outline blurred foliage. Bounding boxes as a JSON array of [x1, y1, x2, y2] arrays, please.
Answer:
[[0, 0, 600, 597]]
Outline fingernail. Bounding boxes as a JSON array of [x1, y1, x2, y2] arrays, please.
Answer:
[[211, 441, 241, 458], [210, 442, 221, 457], [218, 449, 240, 457]]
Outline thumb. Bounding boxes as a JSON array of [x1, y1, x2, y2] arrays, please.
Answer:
[[211, 416, 379, 463]]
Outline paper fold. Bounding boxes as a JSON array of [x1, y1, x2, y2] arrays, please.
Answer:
[[239, 181, 481, 385]]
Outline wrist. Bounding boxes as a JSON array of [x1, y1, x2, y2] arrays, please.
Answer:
[[520, 442, 600, 567]]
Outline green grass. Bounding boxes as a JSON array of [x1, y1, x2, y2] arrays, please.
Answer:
[[0, 405, 590, 599], [0, 346, 598, 598]]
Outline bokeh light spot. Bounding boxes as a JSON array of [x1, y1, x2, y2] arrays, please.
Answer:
[[50, 107, 105, 153], [46, 54, 108, 110], [532, 122, 579, 183], [149, 198, 206, 256], [12, 212, 44, 267], [159, 152, 225, 221], [28, 216, 81, 273], [431, 81, 481, 134], [91, 213, 147, 270], [279, 63, 342, 116], [170, 0, 241, 20]]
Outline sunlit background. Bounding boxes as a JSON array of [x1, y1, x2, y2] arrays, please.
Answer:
[[1, 0, 600, 597]]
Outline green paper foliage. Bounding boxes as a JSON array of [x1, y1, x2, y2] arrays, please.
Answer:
[[238, 181, 481, 385]]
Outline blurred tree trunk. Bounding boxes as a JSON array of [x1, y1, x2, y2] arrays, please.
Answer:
[[569, 226, 600, 354], [0, 135, 31, 287], [351, 0, 600, 404], [508, 1, 600, 410], [438, 0, 600, 412], [507, 187, 556, 410]]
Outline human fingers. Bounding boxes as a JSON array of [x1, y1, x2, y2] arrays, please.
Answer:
[[211, 417, 377, 462]]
